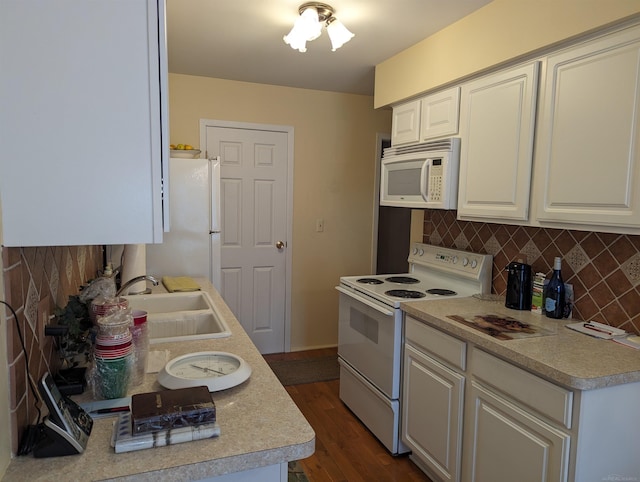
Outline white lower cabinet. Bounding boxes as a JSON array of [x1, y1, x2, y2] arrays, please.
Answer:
[[402, 316, 640, 482], [403, 344, 464, 482], [463, 381, 570, 482], [402, 316, 465, 482]]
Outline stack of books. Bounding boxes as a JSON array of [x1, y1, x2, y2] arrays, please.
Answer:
[[111, 386, 220, 453]]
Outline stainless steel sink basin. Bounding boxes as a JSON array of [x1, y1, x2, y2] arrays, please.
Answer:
[[123, 291, 231, 343]]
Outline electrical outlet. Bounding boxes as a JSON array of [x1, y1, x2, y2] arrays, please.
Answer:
[[316, 218, 324, 232]]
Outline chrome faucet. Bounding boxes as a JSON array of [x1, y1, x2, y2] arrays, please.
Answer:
[[116, 275, 159, 296]]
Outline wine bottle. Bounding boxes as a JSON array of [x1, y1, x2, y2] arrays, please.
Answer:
[[544, 257, 565, 319]]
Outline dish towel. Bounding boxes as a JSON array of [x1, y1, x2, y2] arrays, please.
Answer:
[[162, 276, 201, 293]]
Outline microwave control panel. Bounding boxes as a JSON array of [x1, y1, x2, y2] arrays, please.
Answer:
[[428, 159, 443, 201]]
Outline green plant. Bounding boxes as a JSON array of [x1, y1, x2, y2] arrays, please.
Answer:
[[54, 295, 92, 367]]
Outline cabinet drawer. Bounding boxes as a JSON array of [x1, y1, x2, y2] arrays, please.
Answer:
[[405, 316, 466, 371], [472, 348, 573, 428]]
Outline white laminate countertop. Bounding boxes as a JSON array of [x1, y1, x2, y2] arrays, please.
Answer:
[[3, 279, 315, 481], [402, 296, 640, 390]]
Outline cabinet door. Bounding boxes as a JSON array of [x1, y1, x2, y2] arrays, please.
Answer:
[[391, 100, 421, 145], [536, 26, 640, 228], [463, 381, 570, 482], [402, 343, 464, 482], [458, 62, 539, 221], [420, 87, 460, 140], [0, 0, 167, 246]]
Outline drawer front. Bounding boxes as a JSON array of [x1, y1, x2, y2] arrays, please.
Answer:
[[406, 316, 466, 371], [472, 348, 573, 428]]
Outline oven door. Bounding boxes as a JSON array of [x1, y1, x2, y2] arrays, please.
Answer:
[[336, 286, 402, 400]]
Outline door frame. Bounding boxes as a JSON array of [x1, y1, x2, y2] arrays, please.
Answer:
[[199, 119, 294, 352], [371, 132, 391, 274]]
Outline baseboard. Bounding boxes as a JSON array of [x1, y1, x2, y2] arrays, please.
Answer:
[[289, 344, 337, 353]]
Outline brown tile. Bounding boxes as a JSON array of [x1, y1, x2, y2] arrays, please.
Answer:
[[6, 312, 24, 362], [601, 301, 628, 328], [619, 289, 640, 319], [493, 225, 511, 245], [502, 240, 521, 263], [567, 276, 586, 302], [574, 294, 599, 320], [9, 355, 26, 410], [569, 230, 589, 243], [477, 224, 493, 243], [493, 272, 507, 295], [511, 227, 530, 251], [605, 269, 633, 297], [589, 281, 615, 307], [555, 230, 577, 253], [597, 232, 621, 247], [468, 236, 485, 253], [628, 235, 640, 251], [609, 236, 637, 264], [577, 263, 603, 288], [592, 250, 619, 278], [5, 265, 24, 314], [581, 233, 606, 258], [532, 229, 553, 253]]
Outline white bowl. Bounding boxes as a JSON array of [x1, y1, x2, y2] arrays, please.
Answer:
[[170, 149, 201, 158]]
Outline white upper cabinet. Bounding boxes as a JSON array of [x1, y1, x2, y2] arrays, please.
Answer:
[[0, 0, 168, 247], [535, 25, 640, 229], [420, 87, 460, 140], [391, 87, 460, 146], [391, 99, 421, 145], [457, 62, 539, 221]]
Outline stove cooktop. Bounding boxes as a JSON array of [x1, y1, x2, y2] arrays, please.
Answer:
[[339, 244, 493, 308]]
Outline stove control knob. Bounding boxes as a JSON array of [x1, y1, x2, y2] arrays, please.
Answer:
[[452, 255, 458, 264], [418, 248, 424, 256], [470, 259, 478, 269], [412, 247, 418, 255], [462, 257, 469, 267]]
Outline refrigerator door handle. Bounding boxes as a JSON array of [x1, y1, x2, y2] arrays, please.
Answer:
[[209, 156, 221, 234]]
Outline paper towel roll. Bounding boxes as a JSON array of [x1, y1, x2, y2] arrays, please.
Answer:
[[121, 244, 147, 294]]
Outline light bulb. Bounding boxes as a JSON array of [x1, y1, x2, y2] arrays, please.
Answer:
[[326, 19, 354, 51]]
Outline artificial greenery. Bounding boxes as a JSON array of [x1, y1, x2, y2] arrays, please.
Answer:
[[54, 294, 93, 367]]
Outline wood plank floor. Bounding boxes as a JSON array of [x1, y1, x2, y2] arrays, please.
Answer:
[[264, 348, 433, 482]]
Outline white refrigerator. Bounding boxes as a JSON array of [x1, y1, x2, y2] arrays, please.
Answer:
[[146, 157, 221, 290]]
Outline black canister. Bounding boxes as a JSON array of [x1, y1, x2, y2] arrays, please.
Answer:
[[505, 261, 532, 310]]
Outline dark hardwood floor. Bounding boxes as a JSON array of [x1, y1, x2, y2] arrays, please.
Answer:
[[264, 348, 432, 482]]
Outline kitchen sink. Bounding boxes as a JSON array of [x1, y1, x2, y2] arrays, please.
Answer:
[[123, 291, 231, 343]]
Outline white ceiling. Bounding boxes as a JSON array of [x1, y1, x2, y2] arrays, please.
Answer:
[[166, 0, 492, 96]]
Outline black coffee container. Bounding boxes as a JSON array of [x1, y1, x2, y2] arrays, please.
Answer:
[[505, 261, 532, 310]]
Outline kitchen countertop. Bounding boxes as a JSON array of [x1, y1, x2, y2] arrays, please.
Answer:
[[402, 296, 640, 390], [3, 279, 315, 481]]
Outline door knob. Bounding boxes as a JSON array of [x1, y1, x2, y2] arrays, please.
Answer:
[[276, 241, 285, 249]]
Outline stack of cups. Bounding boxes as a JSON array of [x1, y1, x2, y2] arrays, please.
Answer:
[[93, 309, 134, 399], [90, 296, 129, 324], [130, 310, 149, 386]]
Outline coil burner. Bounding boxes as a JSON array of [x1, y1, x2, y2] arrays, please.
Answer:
[[385, 289, 426, 299]]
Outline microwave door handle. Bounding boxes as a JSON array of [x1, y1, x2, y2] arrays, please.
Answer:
[[420, 161, 430, 202]]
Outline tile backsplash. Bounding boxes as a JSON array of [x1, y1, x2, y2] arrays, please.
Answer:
[[2, 245, 101, 454], [423, 210, 640, 335]]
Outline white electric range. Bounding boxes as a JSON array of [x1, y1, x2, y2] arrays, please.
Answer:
[[336, 243, 493, 454]]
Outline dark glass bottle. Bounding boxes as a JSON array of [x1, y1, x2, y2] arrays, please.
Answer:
[[544, 257, 565, 319]]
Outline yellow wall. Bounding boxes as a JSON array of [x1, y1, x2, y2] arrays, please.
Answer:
[[375, 0, 640, 107], [168, 74, 391, 350]]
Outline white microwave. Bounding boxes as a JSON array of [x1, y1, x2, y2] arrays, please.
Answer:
[[380, 138, 460, 209]]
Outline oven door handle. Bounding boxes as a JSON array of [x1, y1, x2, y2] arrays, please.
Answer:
[[336, 286, 395, 316]]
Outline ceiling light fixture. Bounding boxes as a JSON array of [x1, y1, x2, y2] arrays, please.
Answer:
[[283, 2, 354, 53]]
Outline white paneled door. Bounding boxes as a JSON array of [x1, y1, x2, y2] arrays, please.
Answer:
[[204, 122, 291, 354]]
